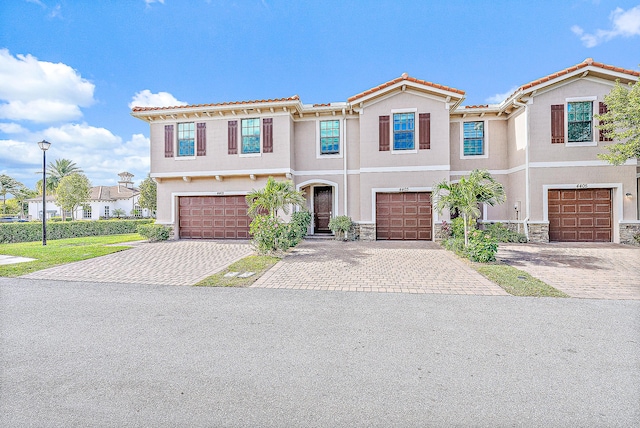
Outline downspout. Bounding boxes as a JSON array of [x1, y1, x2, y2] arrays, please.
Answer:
[[513, 100, 530, 240], [343, 114, 348, 217]]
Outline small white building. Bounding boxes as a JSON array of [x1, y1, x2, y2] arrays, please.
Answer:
[[27, 172, 150, 220]]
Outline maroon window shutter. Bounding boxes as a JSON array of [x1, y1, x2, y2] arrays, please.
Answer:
[[379, 115, 390, 151], [551, 104, 564, 144], [228, 120, 238, 154], [263, 118, 273, 153], [419, 113, 431, 150], [164, 125, 174, 157], [598, 102, 612, 142], [197, 123, 206, 156]]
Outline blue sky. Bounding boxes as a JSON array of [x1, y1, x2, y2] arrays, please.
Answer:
[[1, 0, 639, 190]]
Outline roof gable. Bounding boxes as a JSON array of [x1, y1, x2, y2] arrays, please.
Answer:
[[348, 73, 465, 105]]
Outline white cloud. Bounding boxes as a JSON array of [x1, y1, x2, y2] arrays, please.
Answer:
[[0, 49, 95, 123], [144, 0, 165, 6], [129, 89, 187, 109], [0, 123, 29, 134], [485, 86, 518, 104], [573, 5, 640, 47]]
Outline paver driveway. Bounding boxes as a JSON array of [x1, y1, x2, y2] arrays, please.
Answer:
[[253, 240, 508, 295], [497, 243, 640, 300], [21, 240, 253, 286]]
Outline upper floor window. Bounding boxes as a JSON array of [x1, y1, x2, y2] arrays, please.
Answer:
[[178, 122, 195, 156], [241, 118, 261, 154], [463, 121, 484, 156], [567, 101, 592, 143], [320, 120, 340, 154], [393, 112, 415, 150]]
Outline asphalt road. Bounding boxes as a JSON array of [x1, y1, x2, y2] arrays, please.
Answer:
[[1, 278, 639, 427]]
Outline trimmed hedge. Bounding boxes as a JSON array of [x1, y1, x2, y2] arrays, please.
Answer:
[[137, 224, 172, 242], [0, 219, 154, 244]]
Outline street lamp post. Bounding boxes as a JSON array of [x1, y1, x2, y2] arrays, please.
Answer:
[[38, 140, 51, 246]]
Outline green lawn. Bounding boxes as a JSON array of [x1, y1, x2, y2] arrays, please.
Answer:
[[0, 234, 143, 277], [475, 263, 569, 298], [195, 255, 280, 287]]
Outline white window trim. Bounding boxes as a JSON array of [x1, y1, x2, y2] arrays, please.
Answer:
[[176, 122, 197, 158], [460, 120, 489, 159], [316, 118, 343, 159], [239, 117, 263, 157], [565, 96, 597, 147], [390, 108, 418, 154]]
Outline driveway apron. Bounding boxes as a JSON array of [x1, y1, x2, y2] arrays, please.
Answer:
[[21, 240, 253, 286], [497, 243, 640, 300], [253, 240, 507, 295]]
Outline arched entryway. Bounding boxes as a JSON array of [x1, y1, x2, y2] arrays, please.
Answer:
[[296, 179, 339, 236]]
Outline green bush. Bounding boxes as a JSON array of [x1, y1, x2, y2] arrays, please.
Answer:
[[483, 222, 527, 243], [633, 233, 640, 244], [442, 236, 465, 254], [249, 216, 287, 254], [0, 219, 153, 244], [466, 230, 499, 262], [328, 215, 353, 240], [137, 224, 171, 242], [286, 211, 311, 247], [450, 216, 466, 238]]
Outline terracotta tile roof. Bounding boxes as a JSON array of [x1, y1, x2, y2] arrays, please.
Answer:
[[348, 72, 465, 103], [518, 58, 639, 92], [464, 104, 489, 109], [131, 96, 300, 112], [312, 103, 331, 107]]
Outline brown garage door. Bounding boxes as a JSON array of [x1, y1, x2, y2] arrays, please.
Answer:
[[376, 192, 432, 240], [179, 196, 250, 239], [548, 189, 612, 242]]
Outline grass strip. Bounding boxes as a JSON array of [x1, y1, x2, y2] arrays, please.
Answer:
[[475, 263, 569, 297], [195, 255, 280, 287], [0, 234, 143, 277]]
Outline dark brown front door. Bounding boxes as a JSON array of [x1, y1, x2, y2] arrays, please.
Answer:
[[376, 192, 432, 240], [548, 189, 612, 242], [179, 196, 250, 239], [314, 186, 332, 233]]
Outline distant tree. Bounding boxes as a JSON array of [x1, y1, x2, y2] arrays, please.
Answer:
[[12, 186, 37, 218], [3, 199, 20, 215], [55, 173, 91, 220], [112, 208, 126, 218], [596, 79, 640, 165], [434, 170, 506, 246], [0, 174, 24, 215], [46, 158, 83, 191], [137, 174, 157, 215]]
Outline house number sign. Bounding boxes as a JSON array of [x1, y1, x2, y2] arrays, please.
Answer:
[[576, 184, 588, 189], [399, 187, 409, 192]]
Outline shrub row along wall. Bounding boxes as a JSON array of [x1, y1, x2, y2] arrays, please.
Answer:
[[0, 219, 154, 244]]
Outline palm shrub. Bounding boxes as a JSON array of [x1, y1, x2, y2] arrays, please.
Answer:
[[246, 177, 306, 254]]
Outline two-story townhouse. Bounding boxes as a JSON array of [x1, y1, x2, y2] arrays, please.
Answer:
[[131, 58, 639, 244]]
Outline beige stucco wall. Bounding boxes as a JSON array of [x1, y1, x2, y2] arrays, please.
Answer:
[[150, 113, 294, 177], [506, 108, 527, 169], [358, 91, 450, 169]]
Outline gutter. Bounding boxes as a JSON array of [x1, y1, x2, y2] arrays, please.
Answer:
[[343, 114, 348, 217], [512, 100, 530, 240]]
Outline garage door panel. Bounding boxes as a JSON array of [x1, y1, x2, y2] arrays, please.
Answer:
[[376, 192, 432, 241], [179, 196, 251, 239], [548, 189, 611, 242]]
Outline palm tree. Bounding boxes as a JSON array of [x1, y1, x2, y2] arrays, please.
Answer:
[[434, 169, 506, 246], [46, 159, 83, 191], [12, 186, 36, 218], [246, 177, 305, 219], [0, 174, 24, 215]]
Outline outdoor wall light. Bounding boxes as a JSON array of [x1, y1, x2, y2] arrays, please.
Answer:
[[625, 192, 633, 197]]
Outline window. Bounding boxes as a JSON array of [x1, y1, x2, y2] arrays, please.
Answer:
[[104, 206, 110, 218], [241, 118, 261, 154], [567, 101, 592, 143], [320, 120, 340, 154], [177, 122, 195, 156], [133, 205, 142, 218], [393, 113, 415, 150], [83, 206, 92, 219], [463, 121, 484, 156]]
